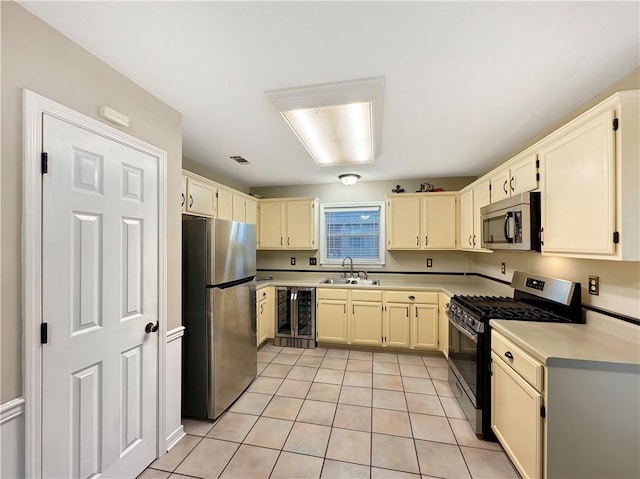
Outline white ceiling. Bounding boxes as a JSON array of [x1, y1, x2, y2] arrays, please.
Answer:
[[20, 1, 640, 187]]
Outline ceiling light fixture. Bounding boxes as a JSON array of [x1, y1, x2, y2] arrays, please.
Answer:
[[266, 77, 384, 167], [339, 173, 361, 187]]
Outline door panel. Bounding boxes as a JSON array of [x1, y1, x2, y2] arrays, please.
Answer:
[[258, 201, 285, 249], [411, 304, 438, 350], [286, 199, 315, 248], [351, 302, 383, 346], [42, 114, 158, 478], [385, 303, 411, 348], [317, 301, 348, 343], [422, 195, 457, 249], [387, 196, 421, 249]]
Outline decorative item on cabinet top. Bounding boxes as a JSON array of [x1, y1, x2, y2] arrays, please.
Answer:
[[416, 182, 444, 193]]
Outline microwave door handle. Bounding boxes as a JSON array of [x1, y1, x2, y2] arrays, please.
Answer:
[[504, 212, 515, 243]]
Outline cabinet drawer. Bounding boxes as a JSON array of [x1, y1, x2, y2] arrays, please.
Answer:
[[385, 291, 438, 304], [492, 330, 543, 391], [351, 290, 383, 302], [317, 288, 349, 300]]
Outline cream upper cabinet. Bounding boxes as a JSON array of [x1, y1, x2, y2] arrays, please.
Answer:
[[286, 198, 318, 249], [460, 189, 474, 251], [472, 179, 491, 251], [258, 197, 319, 250], [387, 193, 457, 250], [257, 200, 286, 249], [232, 194, 246, 222], [216, 188, 233, 221], [540, 109, 616, 257], [421, 194, 457, 249], [411, 304, 438, 350], [186, 177, 216, 217], [245, 198, 257, 225], [387, 195, 421, 249], [181, 175, 187, 212], [490, 154, 539, 204]]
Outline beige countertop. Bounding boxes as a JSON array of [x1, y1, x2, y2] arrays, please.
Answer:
[[255, 274, 511, 298], [490, 319, 640, 370]]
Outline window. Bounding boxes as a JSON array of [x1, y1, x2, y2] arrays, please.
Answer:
[[320, 203, 385, 265]]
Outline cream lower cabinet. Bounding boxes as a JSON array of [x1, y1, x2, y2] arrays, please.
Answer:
[[383, 303, 411, 348], [316, 289, 349, 344], [411, 304, 438, 350], [256, 287, 274, 346], [491, 330, 544, 479], [351, 302, 383, 347]]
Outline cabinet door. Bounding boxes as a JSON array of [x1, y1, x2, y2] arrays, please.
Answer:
[[286, 199, 316, 249], [473, 179, 491, 250], [438, 294, 450, 358], [216, 188, 233, 221], [258, 201, 286, 249], [489, 168, 510, 203], [181, 175, 187, 212], [460, 189, 474, 251], [384, 303, 411, 348], [422, 195, 457, 249], [245, 198, 258, 225], [510, 153, 539, 196], [186, 178, 216, 216], [387, 196, 421, 249], [257, 298, 269, 346], [351, 302, 383, 346], [540, 110, 615, 256], [316, 300, 348, 344], [232, 194, 246, 222], [491, 353, 542, 479], [411, 304, 438, 350]]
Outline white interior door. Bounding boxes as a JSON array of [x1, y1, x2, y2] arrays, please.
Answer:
[[41, 113, 159, 478]]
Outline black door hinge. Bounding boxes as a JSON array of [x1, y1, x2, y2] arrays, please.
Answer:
[[540, 405, 546, 418], [41, 323, 48, 344], [613, 118, 619, 131], [613, 231, 620, 244], [489, 183, 492, 191], [535, 159, 540, 168], [536, 172, 540, 182], [41, 152, 48, 174]]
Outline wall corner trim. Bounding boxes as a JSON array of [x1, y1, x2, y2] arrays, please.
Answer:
[[0, 397, 25, 425], [167, 326, 185, 343]]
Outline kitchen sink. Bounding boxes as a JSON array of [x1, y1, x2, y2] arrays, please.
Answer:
[[320, 278, 380, 286]]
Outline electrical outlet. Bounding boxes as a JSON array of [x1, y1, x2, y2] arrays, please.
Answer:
[[501, 263, 506, 274], [588, 275, 599, 295], [309, 257, 317, 266], [290, 257, 296, 266], [426, 258, 433, 268]]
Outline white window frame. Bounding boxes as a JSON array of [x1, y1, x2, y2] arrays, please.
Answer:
[[320, 202, 386, 266]]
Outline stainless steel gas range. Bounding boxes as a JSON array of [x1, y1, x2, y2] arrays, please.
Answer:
[[446, 271, 583, 439]]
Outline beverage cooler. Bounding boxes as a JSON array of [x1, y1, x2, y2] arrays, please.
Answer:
[[274, 287, 316, 348]]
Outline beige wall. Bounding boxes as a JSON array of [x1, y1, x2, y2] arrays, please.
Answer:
[[1, 2, 183, 403], [252, 177, 475, 274]]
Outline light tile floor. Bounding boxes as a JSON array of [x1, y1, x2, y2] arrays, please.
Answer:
[[141, 345, 520, 479]]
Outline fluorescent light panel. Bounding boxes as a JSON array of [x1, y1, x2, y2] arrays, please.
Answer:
[[282, 102, 373, 166]]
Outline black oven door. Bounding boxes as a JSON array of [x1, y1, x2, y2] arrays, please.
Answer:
[[447, 316, 479, 407]]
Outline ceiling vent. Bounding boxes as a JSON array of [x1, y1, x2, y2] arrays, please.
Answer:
[[230, 155, 250, 165]]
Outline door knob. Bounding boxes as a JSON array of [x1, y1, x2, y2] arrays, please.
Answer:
[[145, 322, 159, 333]]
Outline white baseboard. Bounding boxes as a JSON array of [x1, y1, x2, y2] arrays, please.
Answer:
[[1, 398, 25, 479], [165, 326, 185, 452]]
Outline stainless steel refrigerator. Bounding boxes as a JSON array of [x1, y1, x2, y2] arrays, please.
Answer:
[[182, 216, 257, 420]]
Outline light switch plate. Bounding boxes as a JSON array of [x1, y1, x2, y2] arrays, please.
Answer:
[[501, 263, 506, 274], [588, 275, 599, 295], [426, 258, 433, 268], [309, 257, 317, 266], [290, 257, 296, 266]]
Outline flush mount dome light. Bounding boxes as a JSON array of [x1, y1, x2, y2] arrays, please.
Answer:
[[266, 77, 384, 166], [339, 173, 361, 186]]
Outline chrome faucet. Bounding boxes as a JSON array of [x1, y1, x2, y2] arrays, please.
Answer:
[[341, 256, 354, 278]]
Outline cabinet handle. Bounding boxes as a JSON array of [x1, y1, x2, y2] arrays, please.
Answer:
[[406, 307, 409, 317], [510, 176, 515, 192], [352, 304, 355, 314], [287, 237, 290, 246], [181, 193, 185, 206], [468, 235, 472, 245], [504, 351, 514, 360], [416, 308, 419, 319], [503, 180, 508, 194], [280, 237, 283, 246], [416, 236, 419, 246], [344, 304, 346, 314], [425, 236, 428, 246], [539, 227, 544, 246], [260, 304, 264, 314], [189, 195, 193, 207], [472, 235, 476, 246]]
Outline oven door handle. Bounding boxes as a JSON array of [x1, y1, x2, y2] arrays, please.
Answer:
[[449, 317, 478, 344], [504, 212, 515, 243]]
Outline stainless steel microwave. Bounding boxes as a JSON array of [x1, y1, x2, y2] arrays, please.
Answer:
[[480, 192, 541, 251]]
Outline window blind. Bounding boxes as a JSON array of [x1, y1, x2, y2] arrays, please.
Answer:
[[322, 205, 383, 264]]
